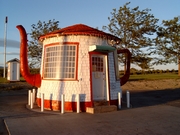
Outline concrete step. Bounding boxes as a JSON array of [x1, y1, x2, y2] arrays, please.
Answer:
[[86, 105, 117, 114], [93, 100, 108, 107]]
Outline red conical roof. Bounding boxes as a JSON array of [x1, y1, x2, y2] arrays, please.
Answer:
[[39, 24, 120, 42]]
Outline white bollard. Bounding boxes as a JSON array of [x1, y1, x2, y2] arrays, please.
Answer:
[[77, 94, 80, 113], [30, 92, 33, 109], [28, 90, 31, 106], [32, 89, 36, 104], [118, 92, 121, 109], [61, 94, 65, 114], [41, 93, 44, 112], [127, 91, 130, 108]]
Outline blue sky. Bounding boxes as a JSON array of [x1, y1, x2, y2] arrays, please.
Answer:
[[0, 0, 180, 69]]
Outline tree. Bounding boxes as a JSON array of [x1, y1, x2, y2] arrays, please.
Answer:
[[28, 19, 60, 68], [136, 54, 153, 71], [154, 17, 180, 75], [103, 2, 159, 69]]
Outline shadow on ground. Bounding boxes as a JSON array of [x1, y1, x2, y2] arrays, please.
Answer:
[[122, 88, 180, 108]]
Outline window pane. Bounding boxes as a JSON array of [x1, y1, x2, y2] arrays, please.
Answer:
[[44, 44, 77, 79], [92, 56, 103, 72]]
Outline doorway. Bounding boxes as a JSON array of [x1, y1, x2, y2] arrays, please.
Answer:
[[91, 54, 109, 101], [12, 63, 17, 80]]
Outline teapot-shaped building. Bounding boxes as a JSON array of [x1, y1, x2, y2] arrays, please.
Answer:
[[17, 24, 130, 112]]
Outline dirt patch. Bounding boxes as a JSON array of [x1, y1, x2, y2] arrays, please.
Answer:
[[121, 79, 180, 92], [121, 79, 180, 108]]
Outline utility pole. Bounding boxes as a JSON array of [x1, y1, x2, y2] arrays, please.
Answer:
[[3, 16, 8, 78]]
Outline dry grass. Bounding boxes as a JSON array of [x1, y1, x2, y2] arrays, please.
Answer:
[[121, 79, 180, 92], [0, 82, 33, 91]]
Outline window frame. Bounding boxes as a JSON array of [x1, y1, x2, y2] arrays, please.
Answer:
[[42, 42, 79, 81]]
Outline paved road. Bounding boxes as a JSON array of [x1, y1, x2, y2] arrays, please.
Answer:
[[0, 90, 49, 135], [1, 89, 180, 135]]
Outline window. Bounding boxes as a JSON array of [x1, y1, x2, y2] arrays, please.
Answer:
[[92, 56, 103, 72], [43, 43, 78, 80]]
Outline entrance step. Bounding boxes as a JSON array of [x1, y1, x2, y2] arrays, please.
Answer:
[[93, 100, 108, 107], [86, 105, 117, 114]]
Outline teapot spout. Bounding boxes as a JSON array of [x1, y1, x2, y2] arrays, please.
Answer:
[[16, 25, 41, 87]]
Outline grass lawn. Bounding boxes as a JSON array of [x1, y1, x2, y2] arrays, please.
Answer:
[[129, 73, 180, 81], [0, 77, 25, 83], [0, 77, 9, 83]]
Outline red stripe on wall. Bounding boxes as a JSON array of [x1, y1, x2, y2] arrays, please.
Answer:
[[36, 98, 118, 112], [36, 98, 92, 112]]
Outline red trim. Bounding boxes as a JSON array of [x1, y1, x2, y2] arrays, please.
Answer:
[[43, 42, 61, 47], [110, 99, 118, 106], [42, 42, 79, 81], [36, 98, 92, 112], [76, 43, 79, 81], [44, 42, 79, 47], [89, 51, 107, 55], [36, 98, 118, 112], [89, 53, 93, 106]]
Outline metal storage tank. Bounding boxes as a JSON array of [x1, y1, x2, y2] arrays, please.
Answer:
[[7, 58, 20, 81]]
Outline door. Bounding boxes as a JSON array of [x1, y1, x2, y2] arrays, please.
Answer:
[[12, 63, 17, 80], [91, 55, 107, 100]]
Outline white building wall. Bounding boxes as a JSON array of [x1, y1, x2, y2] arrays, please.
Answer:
[[37, 35, 121, 102], [108, 52, 122, 100]]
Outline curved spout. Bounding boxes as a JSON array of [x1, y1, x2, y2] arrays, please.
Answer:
[[16, 25, 41, 87], [117, 49, 131, 86]]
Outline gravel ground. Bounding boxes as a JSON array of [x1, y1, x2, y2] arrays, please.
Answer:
[[0, 79, 180, 134]]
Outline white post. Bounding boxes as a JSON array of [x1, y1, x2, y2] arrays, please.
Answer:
[[32, 89, 36, 104], [3, 16, 7, 78], [41, 93, 44, 112], [118, 92, 121, 109], [28, 90, 31, 106], [77, 94, 80, 113], [127, 91, 130, 108], [61, 94, 65, 114], [30, 92, 33, 109]]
